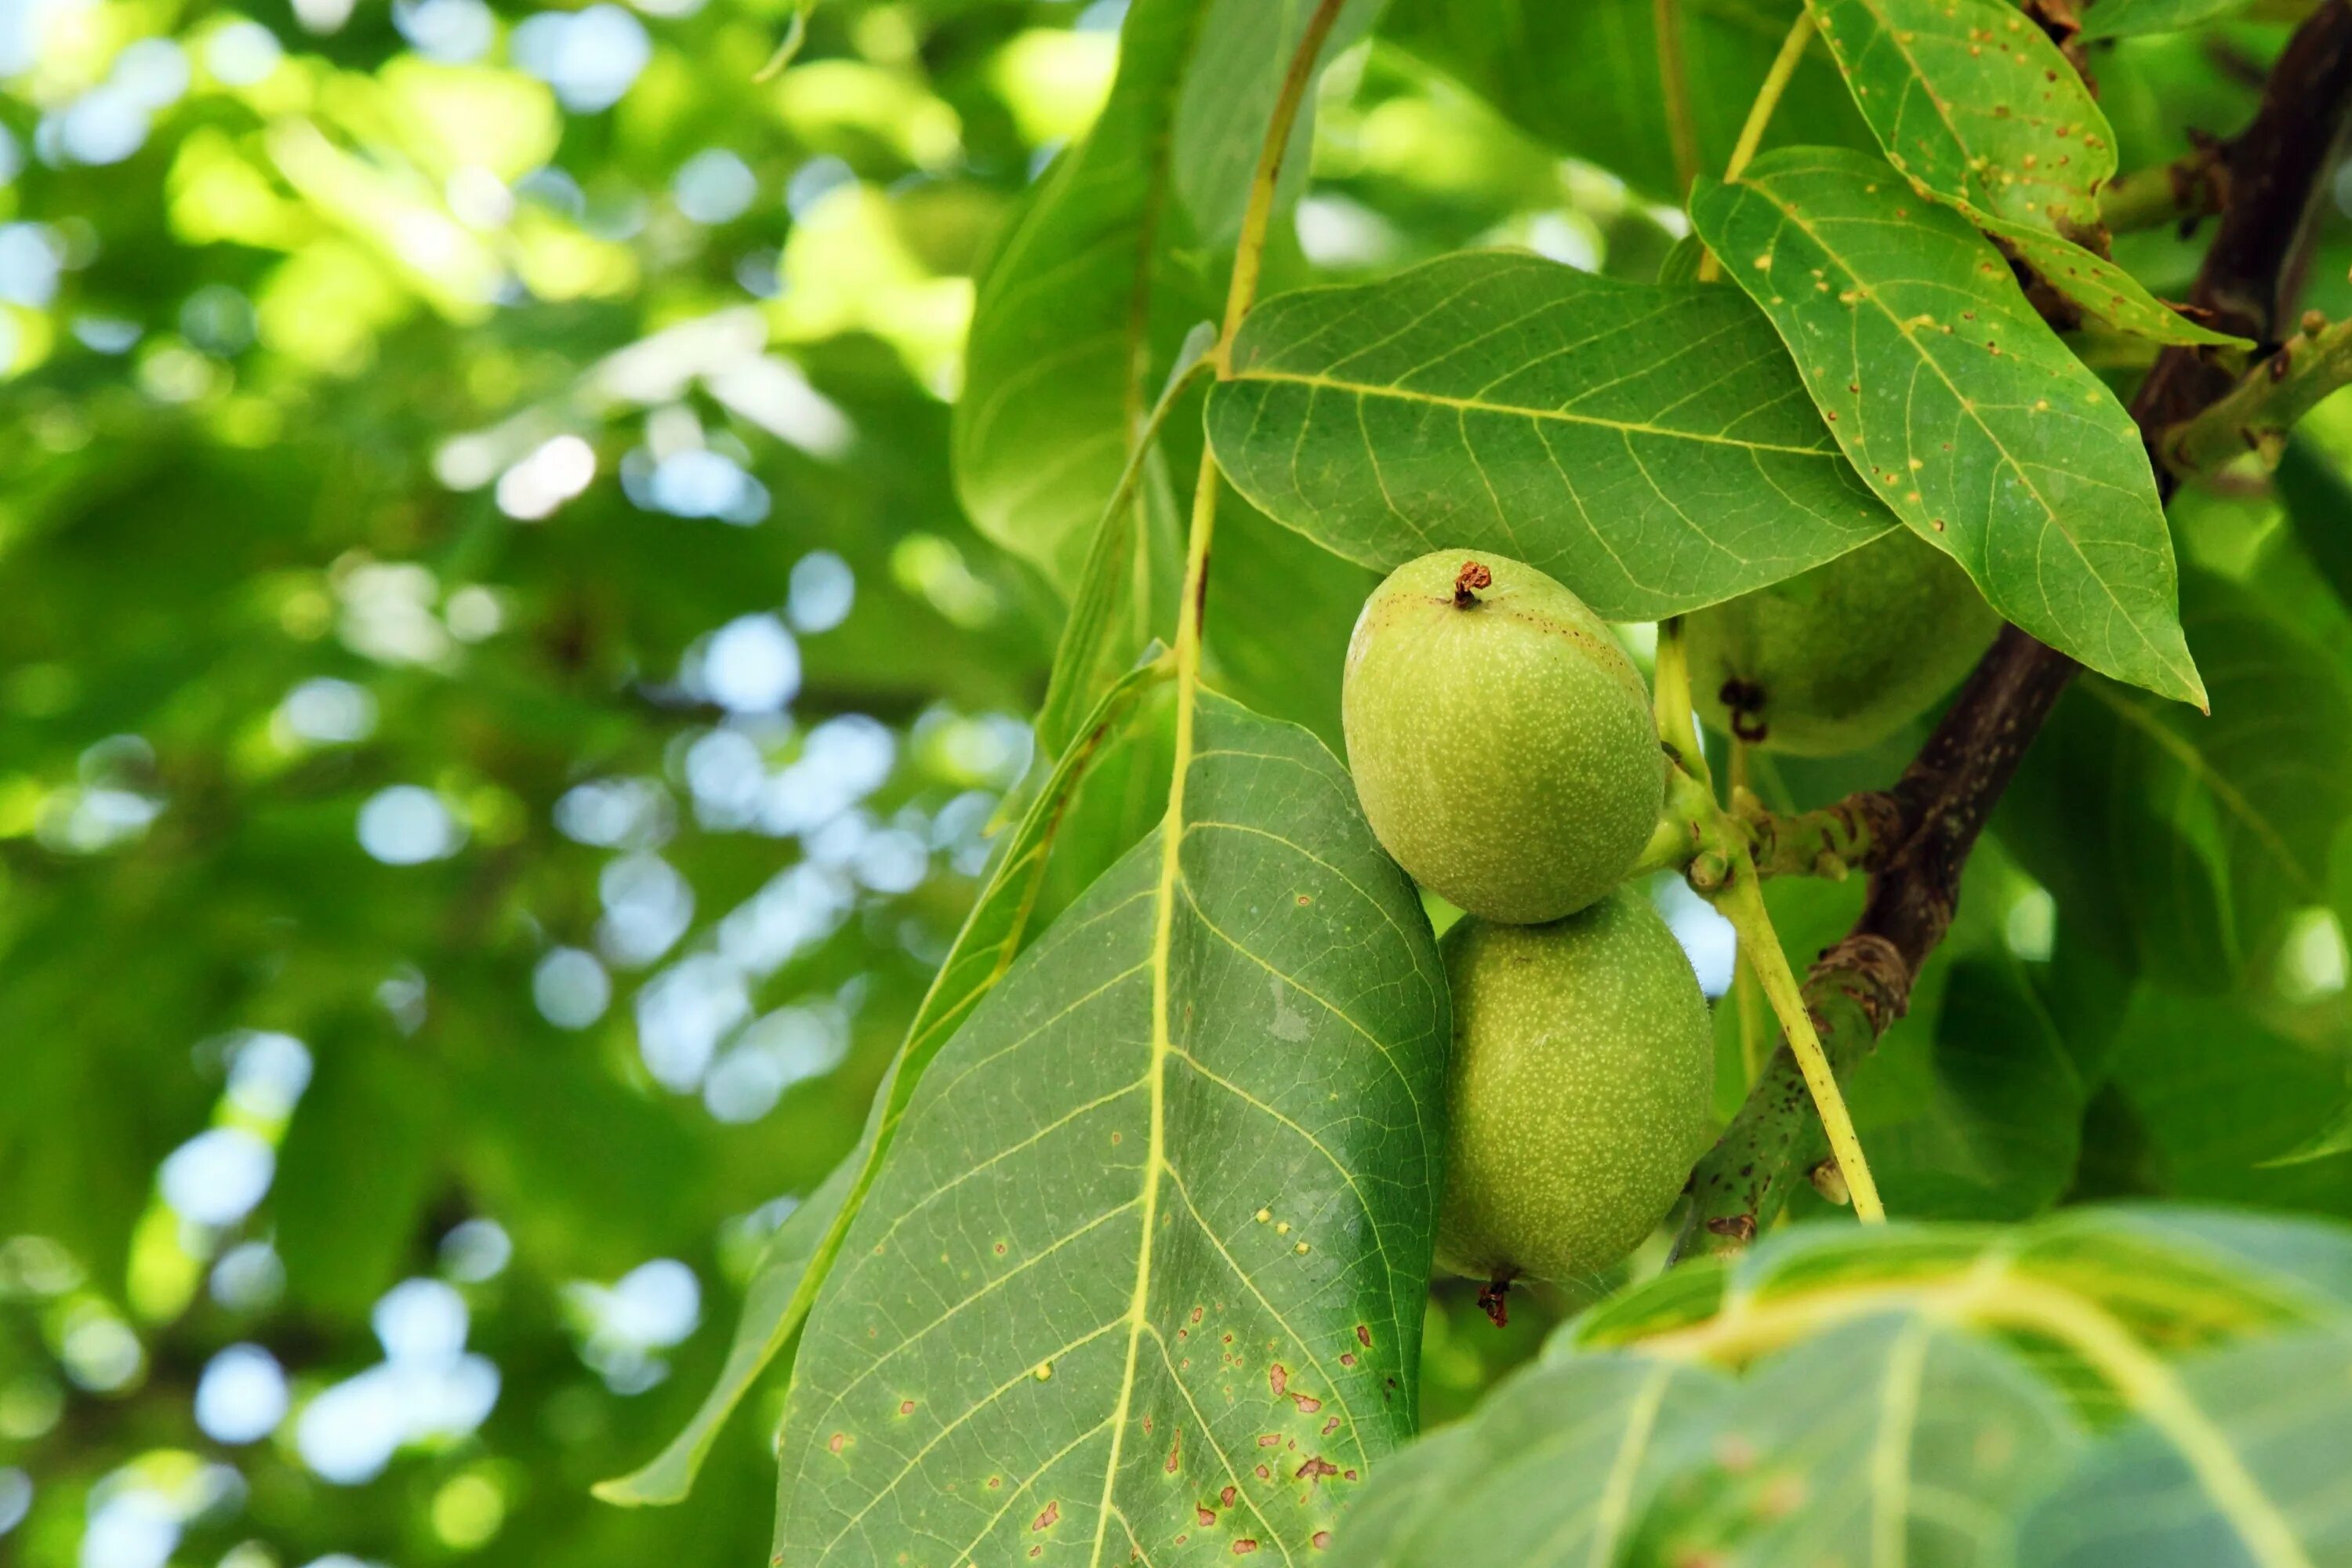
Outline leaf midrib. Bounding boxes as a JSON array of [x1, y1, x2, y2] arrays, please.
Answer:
[[1727, 169, 2197, 695], [1225, 365, 1839, 456], [2082, 681, 2316, 899]]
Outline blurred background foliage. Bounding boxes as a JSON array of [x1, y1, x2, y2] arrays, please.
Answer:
[[4, 1, 2352, 1566]]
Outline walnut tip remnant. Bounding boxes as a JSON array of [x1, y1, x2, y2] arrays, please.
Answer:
[[1452, 560, 1492, 608], [1476, 1274, 1512, 1328]]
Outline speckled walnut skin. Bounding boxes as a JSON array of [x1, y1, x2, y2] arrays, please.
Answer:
[[1342, 550, 1664, 924], [1432, 889, 1714, 1285]]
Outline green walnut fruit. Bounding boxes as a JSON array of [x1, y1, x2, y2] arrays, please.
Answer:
[[1687, 529, 1998, 757], [1436, 887, 1714, 1287], [1343, 551, 1662, 924]]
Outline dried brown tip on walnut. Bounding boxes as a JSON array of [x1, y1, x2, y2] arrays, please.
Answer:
[[1453, 560, 1493, 608], [1475, 1274, 1512, 1328]]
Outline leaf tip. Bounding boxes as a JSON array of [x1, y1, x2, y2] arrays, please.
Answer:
[[589, 1474, 670, 1508]]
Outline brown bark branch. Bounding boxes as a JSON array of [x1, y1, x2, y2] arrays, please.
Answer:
[[1675, 0, 2352, 1259]]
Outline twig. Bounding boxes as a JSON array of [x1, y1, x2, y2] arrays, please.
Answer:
[[2161, 310, 2352, 477], [1672, 0, 2352, 1261]]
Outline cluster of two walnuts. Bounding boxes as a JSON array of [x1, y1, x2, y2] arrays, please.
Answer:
[[1341, 536, 1992, 1301]]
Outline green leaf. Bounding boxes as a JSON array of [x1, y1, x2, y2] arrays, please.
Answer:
[[2005, 569, 2352, 989], [1987, 220, 2247, 347], [1348, 1210, 2352, 1568], [593, 1157, 854, 1506], [1171, 0, 1383, 247], [1033, 325, 1213, 761], [598, 659, 1174, 1506], [2107, 993, 2352, 1205], [1628, 1313, 2079, 1567], [2075, 0, 2252, 41], [2085, 572, 2352, 960], [1691, 147, 2204, 705], [953, 0, 1361, 586], [1203, 249, 1897, 622], [1327, 1354, 1730, 1567], [1855, 952, 2088, 1220], [771, 691, 1449, 1566], [1381, 0, 1873, 204], [1801, 0, 2245, 346], [1806, 0, 2114, 234], [1574, 1207, 2352, 1359], [2271, 437, 2352, 619], [2016, 1329, 2352, 1567]]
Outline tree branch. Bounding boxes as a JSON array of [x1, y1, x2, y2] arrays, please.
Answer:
[[1675, 0, 2352, 1260]]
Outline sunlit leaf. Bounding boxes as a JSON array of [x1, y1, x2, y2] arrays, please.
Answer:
[[1343, 1211, 2352, 1568], [1692, 147, 2203, 704], [1802, 0, 2244, 345], [599, 659, 1174, 1505], [2016, 1329, 2352, 1567], [1203, 250, 1897, 621], [1807, 0, 2114, 234], [772, 691, 1448, 1565], [1328, 1354, 1730, 1567], [953, 0, 1360, 586], [1628, 1314, 2078, 1567]]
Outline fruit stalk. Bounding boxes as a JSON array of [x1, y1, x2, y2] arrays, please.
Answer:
[[1706, 860, 1886, 1223]]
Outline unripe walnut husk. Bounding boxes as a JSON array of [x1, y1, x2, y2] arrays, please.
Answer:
[[1343, 551, 1662, 924], [1688, 529, 1998, 757], [1435, 887, 1715, 1286]]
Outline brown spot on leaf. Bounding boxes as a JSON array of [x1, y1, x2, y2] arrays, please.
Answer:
[[1032, 1501, 1060, 1533]]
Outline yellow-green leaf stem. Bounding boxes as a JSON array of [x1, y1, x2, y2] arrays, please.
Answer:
[[1695, 9, 1813, 281], [1709, 863, 1886, 1221]]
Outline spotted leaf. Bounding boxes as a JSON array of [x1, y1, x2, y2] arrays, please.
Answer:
[[1691, 147, 2203, 705], [771, 691, 1448, 1566]]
